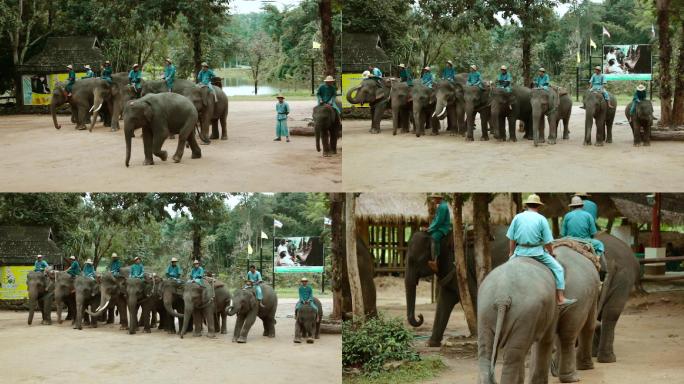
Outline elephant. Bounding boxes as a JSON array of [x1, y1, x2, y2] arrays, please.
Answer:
[[582, 90, 617, 146], [433, 77, 467, 135], [463, 83, 492, 141], [50, 78, 102, 130], [27, 271, 53, 325], [86, 269, 130, 330], [294, 297, 322, 344], [53, 271, 76, 324], [173, 279, 232, 339], [625, 99, 654, 146], [556, 91, 573, 140], [490, 85, 532, 142], [389, 81, 413, 135], [125, 274, 162, 334], [228, 283, 278, 343], [94, 72, 137, 132], [73, 275, 101, 330], [530, 87, 573, 146], [405, 226, 510, 347], [411, 83, 440, 137], [345, 78, 392, 134], [160, 278, 185, 335], [182, 85, 229, 143], [313, 102, 341, 156], [141, 79, 197, 96], [123, 92, 201, 167]]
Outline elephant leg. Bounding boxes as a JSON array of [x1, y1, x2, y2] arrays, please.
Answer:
[[192, 310, 203, 336], [238, 312, 257, 343], [233, 316, 245, 342], [530, 324, 555, 384], [106, 305, 114, 324], [558, 333, 580, 382], [371, 103, 385, 134], [507, 115, 517, 142], [428, 288, 459, 347], [321, 123, 331, 156], [479, 113, 489, 141], [631, 120, 641, 146], [500, 346, 527, 384], [584, 114, 593, 145], [119, 300, 129, 330], [76, 105, 88, 130], [606, 115, 614, 143], [221, 114, 228, 140], [563, 116, 570, 140], [577, 311, 596, 370], [330, 123, 339, 155], [142, 128, 154, 165], [204, 307, 216, 338], [392, 108, 401, 135], [210, 119, 220, 140], [152, 130, 168, 162], [595, 115, 606, 146], [644, 121, 652, 146], [597, 302, 626, 363], [294, 321, 302, 343], [315, 320, 321, 339], [548, 114, 558, 145], [186, 130, 202, 159], [220, 313, 228, 334], [172, 129, 189, 163]]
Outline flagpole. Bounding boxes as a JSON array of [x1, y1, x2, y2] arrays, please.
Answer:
[[272, 219, 276, 289]]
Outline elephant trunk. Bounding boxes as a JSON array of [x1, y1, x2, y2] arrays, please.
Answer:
[[227, 304, 238, 316], [345, 86, 362, 105], [55, 296, 64, 324], [86, 293, 110, 317], [180, 306, 192, 338], [433, 97, 448, 119], [75, 296, 84, 329], [405, 270, 424, 327], [125, 125, 133, 167], [50, 99, 62, 129], [27, 297, 37, 325], [127, 297, 138, 334], [164, 293, 183, 318], [89, 92, 104, 132], [413, 105, 424, 137]]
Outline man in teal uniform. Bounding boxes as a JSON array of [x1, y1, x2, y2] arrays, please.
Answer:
[[442, 60, 456, 82], [162, 58, 176, 92], [398, 64, 413, 86], [589, 66, 614, 107], [109, 253, 121, 276], [574, 193, 598, 222], [34, 255, 49, 272], [370, 65, 383, 79], [82, 259, 96, 279], [506, 194, 576, 307], [316, 75, 341, 130], [66, 255, 81, 277], [424, 194, 451, 273], [65, 65, 76, 97], [561, 196, 605, 258], [196, 62, 217, 102], [190, 259, 204, 285], [295, 277, 317, 316], [130, 256, 145, 279], [466, 65, 483, 88], [421, 66, 434, 88], [533, 68, 550, 90], [83, 65, 95, 79], [166, 257, 182, 279], [128, 64, 142, 98], [628, 84, 647, 121], [246, 265, 265, 308], [496, 65, 512, 92], [274, 94, 290, 142], [101, 61, 113, 84]]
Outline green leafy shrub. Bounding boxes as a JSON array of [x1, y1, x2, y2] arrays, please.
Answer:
[[342, 315, 420, 374]]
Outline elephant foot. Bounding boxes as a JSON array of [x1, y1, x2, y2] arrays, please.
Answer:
[[644, 142, 651, 146], [129, 330, 136, 335], [548, 138, 557, 145], [192, 333, 202, 337], [207, 334, 217, 339], [143, 159, 154, 166], [634, 143, 641, 147], [559, 372, 580, 383], [597, 353, 616, 363], [426, 339, 441, 347], [294, 338, 301, 343], [221, 329, 227, 334], [120, 325, 127, 330], [479, 136, 489, 141], [106, 319, 114, 324], [315, 335, 320, 339], [584, 141, 591, 146], [191, 152, 201, 159], [157, 151, 168, 161], [508, 137, 517, 142], [172, 154, 182, 163], [267, 333, 276, 338], [210, 134, 219, 140], [563, 134, 569, 140], [237, 337, 247, 343], [577, 360, 594, 370], [594, 142, 604, 147], [306, 338, 314, 344], [143, 328, 151, 334], [465, 137, 474, 142], [232, 337, 237, 343], [606, 138, 613, 144], [323, 152, 331, 157], [221, 136, 228, 140]]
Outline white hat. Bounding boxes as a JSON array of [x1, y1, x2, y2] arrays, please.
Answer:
[[171, 257, 178, 262], [134, 256, 141, 261], [361, 70, 370, 78], [165, 58, 172, 63], [66, 65, 73, 69], [447, 60, 453, 65], [539, 67, 546, 72], [569, 196, 584, 207], [111, 253, 118, 258], [594, 66, 601, 71], [84, 65, 91, 70], [85, 259, 93, 264], [276, 94, 285, 99], [636, 84, 646, 91], [501, 65, 507, 70], [524, 194, 544, 206], [398, 63, 405, 68], [301, 277, 308, 282], [37, 254, 43, 258], [70, 256, 76, 260], [201, 62, 208, 67], [424, 66, 431, 71], [193, 259, 200, 264], [104, 60, 110, 64], [470, 64, 477, 70], [324, 75, 335, 82]]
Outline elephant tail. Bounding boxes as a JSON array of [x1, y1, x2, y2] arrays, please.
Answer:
[[489, 296, 512, 380], [315, 123, 321, 152], [125, 127, 133, 167]]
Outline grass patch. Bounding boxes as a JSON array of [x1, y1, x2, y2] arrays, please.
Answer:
[[343, 357, 447, 384]]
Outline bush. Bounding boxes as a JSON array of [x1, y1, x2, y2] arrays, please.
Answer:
[[342, 315, 420, 374]]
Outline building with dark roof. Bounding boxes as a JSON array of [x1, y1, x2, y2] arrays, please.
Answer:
[[17, 36, 104, 74], [0, 226, 64, 266], [340, 32, 391, 74]]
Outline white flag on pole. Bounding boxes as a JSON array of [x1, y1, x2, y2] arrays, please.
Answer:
[[273, 219, 283, 228], [323, 217, 332, 226], [261, 231, 269, 239], [602, 26, 611, 38]]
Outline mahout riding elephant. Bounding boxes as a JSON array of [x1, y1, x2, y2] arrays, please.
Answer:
[[463, 83, 492, 141], [625, 99, 654, 146], [173, 279, 231, 338], [228, 283, 278, 343], [123, 92, 201, 167], [583, 90, 616, 146], [126, 274, 162, 334], [27, 271, 53, 325], [313, 101, 341, 157], [345, 78, 392, 133], [86, 268, 130, 330], [50, 78, 101, 130], [73, 275, 101, 330], [160, 278, 185, 335], [405, 226, 510, 347], [411, 83, 440, 137], [295, 297, 322, 344], [433, 76, 467, 135], [490, 85, 532, 142], [53, 271, 76, 324], [390, 81, 413, 135], [182, 86, 229, 143]]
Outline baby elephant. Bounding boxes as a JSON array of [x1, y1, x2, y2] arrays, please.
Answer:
[[294, 297, 322, 344], [124, 93, 201, 167]]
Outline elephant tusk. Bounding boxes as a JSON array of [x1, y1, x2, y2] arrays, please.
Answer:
[[93, 103, 103, 113], [89, 105, 95, 113], [434, 106, 447, 118]]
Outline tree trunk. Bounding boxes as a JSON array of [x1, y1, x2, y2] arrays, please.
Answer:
[[472, 193, 491, 288], [656, 0, 673, 127], [192, 226, 201, 262], [192, 29, 202, 75], [328, 193, 345, 320], [511, 193, 523, 213], [318, 0, 336, 77], [452, 193, 477, 335], [521, 29, 532, 88], [672, 18, 684, 125], [345, 193, 364, 319]]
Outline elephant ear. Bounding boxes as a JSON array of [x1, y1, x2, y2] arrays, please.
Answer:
[[142, 100, 154, 123], [202, 88, 211, 108]]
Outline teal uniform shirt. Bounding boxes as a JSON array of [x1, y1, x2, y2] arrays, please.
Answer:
[[197, 69, 215, 93], [102, 66, 113, 84], [497, 72, 512, 91], [276, 102, 290, 138], [317, 83, 340, 115], [428, 200, 452, 236], [442, 67, 456, 82], [296, 284, 317, 312], [561, 209, 597, 239], [66, 70, 76, 92], [589, 73, 610, 101], [371, 67, 383, 78], [421, 72, 434, 88], [247, 270, 263, 300], [66, 260, 81, 277], [110, 259, 121, 276], [630, 90, 647, 115], [83, 69, 95, 79], [163, 64, 176, 90], [191, 266, 204, 280], [581, 199, 598, 221], [34, 260, 49, 272], [533, 74, 550, 90], [399, 68, 413, 86], [82, 264, 95, 278], [130, 263, 144, 279], [467, 71, 482, 87], [128, 70, 142, 90], [506, 210, 554, 257], [166, 264, 181, 279]]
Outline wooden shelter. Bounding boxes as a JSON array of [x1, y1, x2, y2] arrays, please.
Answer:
[[341, 33, 391, 74], [17, 36, 104, 74], [0, 226, 64, 266]]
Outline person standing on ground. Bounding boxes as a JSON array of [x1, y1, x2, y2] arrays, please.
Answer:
[[274, 94, 290, 142]]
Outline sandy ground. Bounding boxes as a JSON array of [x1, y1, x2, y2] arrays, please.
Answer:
[[0, 298, 341, 384], [0, 100, 341, 192], [342, 105, 684, 192], [373, 276, 684, 383]]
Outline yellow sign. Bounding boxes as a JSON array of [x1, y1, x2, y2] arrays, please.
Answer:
[[341, 73, 367, 108], [0, 266, 32, 300], [22, 72, 87, 106]]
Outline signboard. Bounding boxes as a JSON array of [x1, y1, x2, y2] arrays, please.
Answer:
[[341, 73, 367, 108], [22, 72, 87, 105], [0, 266, 32, 300], [273, 236, 324, 273], [602, 45, 652, 81]]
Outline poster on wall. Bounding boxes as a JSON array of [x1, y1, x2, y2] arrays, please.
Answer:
[[341, 73, 367, 108], [0, 266, 32, 300], [22, 72, 87, 105], [273, 236, 324, 273], [602, 44, 652, 81]]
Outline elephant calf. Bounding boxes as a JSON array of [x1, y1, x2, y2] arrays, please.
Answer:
[[124, 93, 201, 167], [625, 100, 654, 146], [313, 104, 340, 157], [295, 297, 322, 344], [228, 283, 278, 343]]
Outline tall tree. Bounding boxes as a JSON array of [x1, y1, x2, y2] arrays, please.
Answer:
[[451, 193, 477, 335], [656, 0, 673, 126], [328, 192, 345, 319], [671, 7, 684, 125], [472, 193, 492, 287], [318, 0, 335, 77], [345, 193, 365, 319]]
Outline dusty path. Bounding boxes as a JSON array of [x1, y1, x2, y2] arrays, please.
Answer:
[[374, 277, 684, 384], [0, 298, 341, 384], [343, 105, 684, 192], [0, 99, 341, 192]]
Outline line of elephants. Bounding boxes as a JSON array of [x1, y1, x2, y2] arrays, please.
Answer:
[[26, 267, 323, 344], [346, 75, 652, 147]]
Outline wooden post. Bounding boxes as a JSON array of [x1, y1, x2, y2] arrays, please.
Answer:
[[473, 193, 492, 288], [651, 193, 662, 248], [328, 193, 345, 320], [452, 193, 477, 335], [345, 193, 365, 319]]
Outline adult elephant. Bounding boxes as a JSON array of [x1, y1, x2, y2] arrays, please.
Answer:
[[313, 102, 341, 156], [389, 82, 413, 135], [124, 92, 201, 167], [433, 77, 467, 135], [183, 85, 229, 143], [73, 275, 101, 330], [126, 274, 161, 334], [582, 90, 617, 146], [625, 99, 654, 146], [463, 83, 492, 141], [141, 79, 197, 96], [50, 79, 102, 130], [174, 280, 231, 338], [53, 271, 76, 324], [93, 72, 135, 132], [160, 278, 185, 335], [86, 269, 130, 330], [345, 78, 392, 134], [228, 283, 278, 343], [411, 83, 440, 137], [294, 297, 322, 344], [490, 85, 532, 142], [27, 271, 53, 325], [405, 226, 509, 347], [530, 87, 573, 146]]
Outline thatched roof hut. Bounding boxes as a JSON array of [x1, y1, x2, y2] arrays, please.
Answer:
[[18, 36, 103, 74], [0, 226, 64, 266], [341, 32, 391, 74]]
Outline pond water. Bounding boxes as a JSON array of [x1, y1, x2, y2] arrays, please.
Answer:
[[220, 73, 308, 96], [222, 84, 278, 96]]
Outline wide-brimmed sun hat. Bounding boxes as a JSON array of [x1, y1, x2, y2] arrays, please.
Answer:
[[324, 75, 335, 82], [424, 66, 431, 70], [66, 65, 73, 69], [301, 277, 308, 282], [134, 256, 141, 261], [193, 259, 200, 264], [470, 64, 478, 70], [501, 65, 507, 70], [637, 84, 646, 91], [447, 60, 453, 65], [84, 65, 91, 70], [594, 66, 601, 71], [111, 253, 118, 258], [165, 58, 172, 63], [398, 63, 405, 68], [569, 196, 585, 207], [524, 194, 544, 206], [171, 257, 178, 262], [539, 67, 546, 72], [37, 255, 43, 258], [70, 256, 76, 260], [276, 94, 285, 99], [85, 259, 93, 264], [104, 60, 110, 64], [201, 62, 208, 67]]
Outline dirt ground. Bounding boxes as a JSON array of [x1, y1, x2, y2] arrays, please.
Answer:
[[0, 298, 341, 384], [374, 276, 684, 383], [0, 99, 341, 192], [342, 105, 684, 192]]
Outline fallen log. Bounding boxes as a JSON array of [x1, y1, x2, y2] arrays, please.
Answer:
[[651, 129, 684, 141], [290, 126, 314, 136]]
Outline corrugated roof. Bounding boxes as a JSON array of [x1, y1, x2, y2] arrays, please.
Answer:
[[0, 226, 64, 265], [341, 32, 391, 73], [18, 36, 103, 74]]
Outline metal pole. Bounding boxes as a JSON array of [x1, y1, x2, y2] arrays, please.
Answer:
[[311, 59, 315, 96], [651, 193, 661, 248], [576, 66, 580, 102], [272, 222, 276, 289]]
